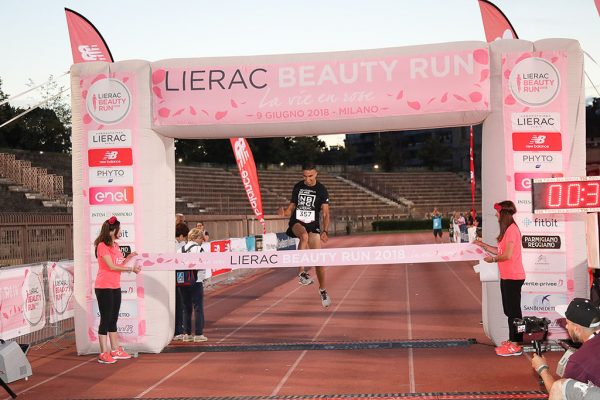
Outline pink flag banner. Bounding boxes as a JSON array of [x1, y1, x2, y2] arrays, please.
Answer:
[[596, 0, 600, 17], [478, 0, 518, 42], [65, 8, 113, 63], [230, 138, 266, 233], [134, 243, 487, 271], [0, 265, 46, 340]]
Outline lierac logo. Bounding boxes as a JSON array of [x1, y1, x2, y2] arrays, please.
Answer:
[[509, 57, 560, 106], [86, 78, 131, 124], [89, 186, 134, 205]]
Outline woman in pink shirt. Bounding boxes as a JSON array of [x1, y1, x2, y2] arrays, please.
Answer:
[[93, 216, 141, 364], [474, 201, 526, 357]]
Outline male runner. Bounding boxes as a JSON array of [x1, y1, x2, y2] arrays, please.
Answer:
[[278, 162, 331, 307]]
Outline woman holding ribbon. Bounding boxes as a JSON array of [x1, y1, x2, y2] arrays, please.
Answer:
[[93, 216, 141, 364], [474, 200, 526, 356]]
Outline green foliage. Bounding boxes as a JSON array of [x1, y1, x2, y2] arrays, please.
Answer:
[[417, 136, 450, 170], [372, 218, 450, 231]]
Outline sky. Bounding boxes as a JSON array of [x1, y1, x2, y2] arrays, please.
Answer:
[[1, 0, 599, 147]]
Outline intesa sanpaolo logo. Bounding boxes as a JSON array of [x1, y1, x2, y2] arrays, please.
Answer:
[[86, 78, 131, 124], [509, 57, 560, 106], [89, 186, 134, 205]]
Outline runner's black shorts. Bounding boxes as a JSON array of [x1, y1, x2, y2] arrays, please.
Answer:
[[286, 222, 321, 238]]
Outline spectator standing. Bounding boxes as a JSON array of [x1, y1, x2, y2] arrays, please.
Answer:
[[173, 222, 189, 341], [432, 208, 443, 243]]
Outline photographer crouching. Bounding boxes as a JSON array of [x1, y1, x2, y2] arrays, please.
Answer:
[[531, 298, 600, 393]]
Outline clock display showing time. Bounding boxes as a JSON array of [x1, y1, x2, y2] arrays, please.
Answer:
[[532, 176, 600, 214]]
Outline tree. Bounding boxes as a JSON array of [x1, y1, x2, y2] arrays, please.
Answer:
[[417, 135, 450, 170]]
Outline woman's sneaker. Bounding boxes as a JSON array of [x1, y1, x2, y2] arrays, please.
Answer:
[[110, 346, 132, 360], [495, 341, 522, 356], [98, 351, 117, 364], [183, 334, 194, 342], [193, 335, 208, 342], [298, 272, 314, 286]]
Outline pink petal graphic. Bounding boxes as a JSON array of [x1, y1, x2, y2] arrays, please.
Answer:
[[240, 101, 247, 104], [484, 101, 489, 108], [551, 57, 559, 64], [522, 107, 530, 112], [152, 69, 166, 85], [231, 99, 238, 108], [427, 97, 436, 104], [215, 111, 228, 120], [480, 69, 489, 82], [123, 77, 129, 83], [201, 109, 209, 116], [156, 257, 164, 263], [138, 286, 145, 297], [453, 94, 467, 102], [138, 320, 146, 336], [441, 93, 448, 103], [158, 108, 171, 118], [515, 53, 531, 64], [441, 256, 450, 261], [97, 124, 104, 130], [173, 108, 185, 117], [152, 86, 163, 99], [504, 95, 516, 106], [504, 69, 511, 79], [141, 253, 150, 257], [469, 92, 482, 102], [407, 101, 421, 110], [396, 90, 404, 100], [91, 74, 107, 84], [473, 49, 489, 65], [143, 260, 154, 267], [189, 106, 197, 115], [82, 90, 88, 99], [83, 114, 92, 124]]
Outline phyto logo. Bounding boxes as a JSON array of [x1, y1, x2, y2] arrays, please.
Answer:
[[509, 57, 560, 106], [86, 78, 131, 124], [89, 186, 134, 205]]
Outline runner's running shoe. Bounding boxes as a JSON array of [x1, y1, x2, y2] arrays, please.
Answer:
[[98, 351, 117, 364], [110, 346, 132, 360], [298, 271, 314, 285], [320, 289, 331, 308], [193, 335, 208, 342]]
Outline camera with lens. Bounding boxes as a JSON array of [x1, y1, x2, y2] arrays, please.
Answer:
[[513, 316, 550, 355]]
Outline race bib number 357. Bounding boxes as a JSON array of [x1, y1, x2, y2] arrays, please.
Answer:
[[296, 210, 315, 224]]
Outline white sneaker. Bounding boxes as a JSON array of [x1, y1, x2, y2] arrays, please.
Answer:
[[320, 289, 331, 308], [173, 334, 185, 341], [298, 272, 314, 286], [182, 334, 194, 342], [193, 335, 208, 342]]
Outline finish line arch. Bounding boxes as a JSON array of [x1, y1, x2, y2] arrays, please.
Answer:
[[71, 39, 587, 354]]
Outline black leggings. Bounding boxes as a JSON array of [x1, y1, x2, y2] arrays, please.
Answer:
[[95, 288, 121, 335], [500, 279, 525, 343]]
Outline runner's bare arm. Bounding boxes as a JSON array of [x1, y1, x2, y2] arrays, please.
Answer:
[[278, 202, 296, 217], [320, 203, 330, 242]]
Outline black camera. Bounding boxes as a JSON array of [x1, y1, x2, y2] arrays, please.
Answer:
[[513, 316, 550, 355]]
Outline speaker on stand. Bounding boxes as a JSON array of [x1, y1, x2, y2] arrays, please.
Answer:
[[0, 339, 33, 398]]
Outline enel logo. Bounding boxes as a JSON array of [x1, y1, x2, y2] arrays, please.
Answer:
[[89, 186, 134, 205]]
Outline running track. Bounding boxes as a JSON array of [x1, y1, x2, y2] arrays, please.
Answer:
[[6, 232, 559, 399]]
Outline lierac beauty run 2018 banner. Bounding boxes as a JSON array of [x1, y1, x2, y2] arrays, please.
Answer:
[[151, 49, 490, 126], [0, 265, 46, 340], [501, 51, 570, 339]]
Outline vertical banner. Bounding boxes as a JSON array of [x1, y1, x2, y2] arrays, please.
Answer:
[[478, 0, 518, 42], [469, 126, 476, 208], [230, 138, 266, 233], [64, 8, 113, 63], [48, 261, 75, 323], [0, 265, 45, 340], [80, 74, 144, 344], [501, 51, 569, 339]]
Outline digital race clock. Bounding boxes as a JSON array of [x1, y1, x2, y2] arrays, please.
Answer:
[[531, 176, 600, 214]]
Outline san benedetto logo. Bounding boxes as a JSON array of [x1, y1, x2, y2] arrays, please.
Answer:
[[86, 78, 131, 124], [509, 57, 560, 107]]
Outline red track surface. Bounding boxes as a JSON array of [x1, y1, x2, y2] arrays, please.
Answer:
[[7, 232, 559, 399]]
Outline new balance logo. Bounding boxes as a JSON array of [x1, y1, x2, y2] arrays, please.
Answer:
[[528, 135, 546, 145], [103, 151, 118, 160], [78, 45, 107, 61]]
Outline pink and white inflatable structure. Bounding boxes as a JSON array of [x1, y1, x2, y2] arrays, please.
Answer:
[[70, 39, 587, 354]]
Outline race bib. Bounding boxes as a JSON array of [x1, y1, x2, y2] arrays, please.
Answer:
[[296, 209, 315, 223]]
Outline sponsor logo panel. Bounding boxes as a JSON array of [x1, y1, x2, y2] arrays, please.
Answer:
[[513, 152, 563, 172], [522, 235, 563, 251], [508, 57, 561, 106], [512, 132, 562, 151], [523, 273, 567, 293], [515, 192, 533, 213], [511, 112, 560, 132], [88, 129, 132, 148], [89, 167, 134, 186], [522, 252, 567, 273], [89, 206, 135, 224], [515, 213, 565, 233], [521, 293, 568, 314], [89, 186, 134, 205], [85, 78, 132, 125], [515, 172, 563, 191], [90, 224, 136, 242], [88, 148, 133, 167]]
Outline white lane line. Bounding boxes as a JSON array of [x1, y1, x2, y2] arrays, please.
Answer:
[[444, 262, 482, 305], [4, 356, 96, 399], [270, 265, 371, 396], [136, 284, 304, 398], [405, 264, 416, 393]]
